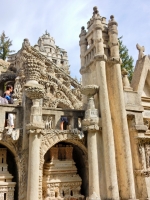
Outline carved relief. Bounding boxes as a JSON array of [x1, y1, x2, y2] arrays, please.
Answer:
[[43, 115, 54, 130], [144, 118, 150, 134], [137, 139, 150, 177], [145, 144, 150, 169]]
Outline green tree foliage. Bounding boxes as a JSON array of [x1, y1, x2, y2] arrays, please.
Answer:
[[0, 31, 14, 60], [119, 36, 134, 82]]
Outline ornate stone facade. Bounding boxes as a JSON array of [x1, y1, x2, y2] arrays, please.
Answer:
[[43, 145, 84, 200], [0, 5, 149, 200]]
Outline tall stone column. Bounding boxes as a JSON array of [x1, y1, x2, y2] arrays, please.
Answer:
[[25, 87, 44, 200], [93, 8, 120, 200], [108, 15, 136, 199], [23, 52, 45, 200], [79, 26, 87, 72], [79, 26, 88, 106], [81, 85, 101, 200]]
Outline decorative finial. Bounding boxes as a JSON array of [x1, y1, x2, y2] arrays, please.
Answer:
[[45, 30, 50, 36], [93, 6, 99, 15], [110, 15, 114, 21], [80, 26, 86, 36], [81, 26, 85, 30]]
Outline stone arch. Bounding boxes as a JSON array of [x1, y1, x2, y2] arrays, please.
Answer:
[[40, 132, 87, 169], [55, 99, 74, 109], [39, 132, 88, 199]]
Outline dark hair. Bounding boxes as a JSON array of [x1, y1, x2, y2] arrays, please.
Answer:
[[6, 85, 13, 90]]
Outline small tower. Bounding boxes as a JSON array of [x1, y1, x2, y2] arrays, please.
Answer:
[[0, 148, 16, 200], [34, 31, 70, 74]]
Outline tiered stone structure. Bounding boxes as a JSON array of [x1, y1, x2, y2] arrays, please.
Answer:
[[0, 149, 16, 200], [43, 145, 84, 200], [34, 31, 70, 74], [79, 6, 150, 200], [0, 5, 149, 200]]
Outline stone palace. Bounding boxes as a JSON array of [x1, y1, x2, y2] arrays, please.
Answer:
[[0, 6, 150, 200]]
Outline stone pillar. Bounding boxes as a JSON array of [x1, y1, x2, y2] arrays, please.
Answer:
[[24, 65, 45, 200], [93, 8, 120, 200], [81, 85, 101, 200], [79, 26, 87, 71], [108, 15, 137, 199], [79, 26, 87, 106]]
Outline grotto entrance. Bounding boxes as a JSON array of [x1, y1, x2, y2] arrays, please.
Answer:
[[43, 141, 88, 200]]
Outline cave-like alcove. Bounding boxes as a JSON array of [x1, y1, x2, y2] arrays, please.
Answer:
[[44, 141, 89, 197]]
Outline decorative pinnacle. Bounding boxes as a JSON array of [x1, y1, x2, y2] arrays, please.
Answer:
[[93, 6, 99, 15], [110, 15, 114, 21], [81, 26, 85, 30]]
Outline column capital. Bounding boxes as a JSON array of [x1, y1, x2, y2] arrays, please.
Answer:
[[82, 118, 99, 131], [26, 123, 45, 132], [24, 85, 45, 100]]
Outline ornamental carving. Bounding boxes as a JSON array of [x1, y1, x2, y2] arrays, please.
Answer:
[[25, 86, 45, 99], [5, 40, 82, 110], [137, 139, 150, 176], [43, 115, 54, 130], [144, 118, 150, 134]]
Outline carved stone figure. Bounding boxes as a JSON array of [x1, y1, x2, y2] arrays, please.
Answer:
[[22, 38, 30, 48], [38, 37, 45, 52], [136, 43, 145, 60]]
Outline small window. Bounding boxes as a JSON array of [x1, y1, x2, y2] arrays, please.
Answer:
[[70, 190, 73, 196], [55, 192, 58, 197]]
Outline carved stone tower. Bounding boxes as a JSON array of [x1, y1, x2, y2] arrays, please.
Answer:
[[79, 6, 142, 200]]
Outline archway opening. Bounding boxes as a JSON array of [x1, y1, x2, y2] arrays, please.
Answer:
[[0, 144, 18, 200], [43, 141, 88, 199]]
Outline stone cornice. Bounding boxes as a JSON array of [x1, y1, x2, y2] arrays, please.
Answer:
[[26, 123, 45, 131]]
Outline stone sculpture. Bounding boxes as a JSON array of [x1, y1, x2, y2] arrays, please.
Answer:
[[136, 43, 145, 60]]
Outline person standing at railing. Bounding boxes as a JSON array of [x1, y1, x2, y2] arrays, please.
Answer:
[[3, 85, 14, 128]]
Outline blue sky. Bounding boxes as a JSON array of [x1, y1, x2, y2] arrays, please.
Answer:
[[1, 0, 150, 80]]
